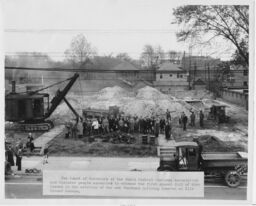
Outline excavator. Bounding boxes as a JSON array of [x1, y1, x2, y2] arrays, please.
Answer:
[[5, 73, 82, 132]]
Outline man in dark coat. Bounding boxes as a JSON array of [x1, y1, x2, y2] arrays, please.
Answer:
[[6, 146, 15, 166], [199, 110, 204, 128], [190, 111, 196, 127], [165, 120, 171, 140], [160, 118, 165, 133], [181, 112, 188, 131], [154, 118, 160, 138], [166, 109, 171, 120], [16, 148, 22, 171]]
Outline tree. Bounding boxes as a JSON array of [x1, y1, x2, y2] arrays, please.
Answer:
[[116, 53, 132, 62], [5, 53, 57, 82], [168, 50, 183, 63], [172, 5, 249, 65], [65, 34, 96, 68], [140, 45, 164, 69]]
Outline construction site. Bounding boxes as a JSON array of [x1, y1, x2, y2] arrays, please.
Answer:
[[5, 69, 248, 162]]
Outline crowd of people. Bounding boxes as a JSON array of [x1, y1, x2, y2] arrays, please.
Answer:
[[66, 109, 205, 140]]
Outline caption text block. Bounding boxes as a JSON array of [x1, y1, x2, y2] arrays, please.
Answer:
[[43, 170, 204, 197]]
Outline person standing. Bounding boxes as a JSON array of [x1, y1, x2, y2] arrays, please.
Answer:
[[154, 117, 160, 138], [190, 111, 196, 127], [26, 133, 34, 149], [30, 140, 35, 152], [16, 148, 22, 171], [118, 118, 124, 132], [166, 109, 171, 120], [43, 144, 49, 164], [160, 118, 165, 133], [92, 118, 99, 135], [129, 117, 135, 134], [181, 112, 188, 131], [71, 120, 78, 139], [103, 116, 109, 134], [6, 146, 15, 167], [77, 119, 84, 139], [199, 110, 205, 128], [165, 120, 171, 140]]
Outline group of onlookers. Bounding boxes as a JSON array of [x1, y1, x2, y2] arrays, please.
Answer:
[[65, 109, 205, 140]]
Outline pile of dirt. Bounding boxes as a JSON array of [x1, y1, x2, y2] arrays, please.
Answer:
[[136, 86, 174, 100], [48, 133, 157, 157], [51, 85, 193, 121], [97, 86, 129, 100], [197, 135, 245, 152]]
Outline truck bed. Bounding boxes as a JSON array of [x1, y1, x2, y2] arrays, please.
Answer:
[[201, 152, 247, 168]]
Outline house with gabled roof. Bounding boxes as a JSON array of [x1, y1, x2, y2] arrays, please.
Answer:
[[154, 62, 189, 93]]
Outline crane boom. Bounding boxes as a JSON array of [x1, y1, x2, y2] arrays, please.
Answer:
[[44, 73, 79, 119], [63, 97, 82, 122]]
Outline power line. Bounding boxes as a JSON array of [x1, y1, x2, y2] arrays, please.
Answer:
[[5, 29, 177, 33]]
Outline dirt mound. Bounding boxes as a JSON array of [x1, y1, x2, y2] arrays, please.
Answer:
[[197, 135, 245, 152], [97, 86, 129, 100], [136, 86, 174, 100], [50, 86, 192, 122]]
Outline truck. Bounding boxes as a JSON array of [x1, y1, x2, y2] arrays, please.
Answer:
[[157, 141, 247, 188], [208, 105, 230, 123]]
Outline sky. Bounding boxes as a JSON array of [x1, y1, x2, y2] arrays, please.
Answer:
[[2, 0, 235, 61]]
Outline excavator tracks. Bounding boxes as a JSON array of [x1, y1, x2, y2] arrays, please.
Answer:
[[5, 122, 53, 132]]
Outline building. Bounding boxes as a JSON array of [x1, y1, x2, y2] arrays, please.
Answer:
[[182, 56, 221, 88], [154, 62, 189, 93], [193, 79, 206, 90], [223, 65, 248, 89]]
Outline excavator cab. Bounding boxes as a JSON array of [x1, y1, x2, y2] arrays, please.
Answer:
[[5, 91, 49, 122]]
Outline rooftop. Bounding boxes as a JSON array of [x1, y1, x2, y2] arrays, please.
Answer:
[[112, 61, 139, 71], [158, 62, 183, 71]]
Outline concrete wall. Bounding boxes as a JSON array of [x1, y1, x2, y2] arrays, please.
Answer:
[[221, 89, 248, 109]]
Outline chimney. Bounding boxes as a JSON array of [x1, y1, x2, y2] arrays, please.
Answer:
[[11, 81, 16, 93]]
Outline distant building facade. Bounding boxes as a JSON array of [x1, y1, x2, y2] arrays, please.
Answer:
[[223, 65, 248, 89], [154, 62, 189, 93]]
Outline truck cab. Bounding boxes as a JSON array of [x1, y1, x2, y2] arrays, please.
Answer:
[[157, 141, 200, 171], [175, 142, 200, 171]]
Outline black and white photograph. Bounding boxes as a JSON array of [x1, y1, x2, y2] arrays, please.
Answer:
[[0, 0, 255, 204]]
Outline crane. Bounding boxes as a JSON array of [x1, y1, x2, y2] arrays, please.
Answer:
[[5, 73, 82, 132]]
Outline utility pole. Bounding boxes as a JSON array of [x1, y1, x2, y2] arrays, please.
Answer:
[[208, 63, 210, 90], [188, 45, 192, 90], [193, 62, 197, 89]]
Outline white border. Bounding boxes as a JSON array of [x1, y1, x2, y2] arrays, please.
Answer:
[[0, 0, 255, 205]]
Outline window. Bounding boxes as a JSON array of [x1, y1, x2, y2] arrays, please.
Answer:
[[243, 70, 248, 76], [188, 148, 196, 156], [160, 74, 163, 79], [180, 74, 183, 78], [169, 74, 172, 77], [177, 73, 179, 78], [244, 81, 248, 87]]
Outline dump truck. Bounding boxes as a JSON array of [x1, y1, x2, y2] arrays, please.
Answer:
[[157, 141, 247, 188], [208, 105, 230, 123]]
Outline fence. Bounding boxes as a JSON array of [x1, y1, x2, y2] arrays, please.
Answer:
[[221, 89, 248, 110]]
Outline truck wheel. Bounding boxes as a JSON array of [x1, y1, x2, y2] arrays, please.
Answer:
[[225, 171, 241, 188]]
